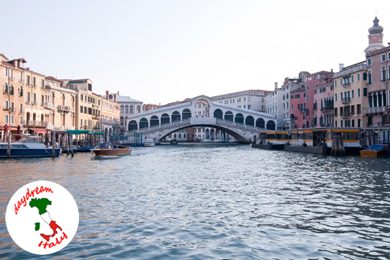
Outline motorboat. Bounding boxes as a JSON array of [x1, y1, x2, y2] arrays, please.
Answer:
[[144, 139, 155, 147], [91, 145, 131, 157], [360, 144, 388, 158], [0, 137, 62, 158]]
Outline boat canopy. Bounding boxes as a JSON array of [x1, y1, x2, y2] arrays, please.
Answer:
[[90, 132, 105, 135], [66, 130, 91, 135]]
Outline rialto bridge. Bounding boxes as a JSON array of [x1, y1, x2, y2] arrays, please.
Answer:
[[125, 95, 277, 143]]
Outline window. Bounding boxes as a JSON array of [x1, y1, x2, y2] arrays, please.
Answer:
[[357, 104, 361, 114], [363, 88, 367, 96], [367, 71, 372, 84], [357, 73, 360, 81], [352, 90, 354, 98], [381, 54, 386, 62], [335, 94, 337, 101], [381, 67, 386, 81], [358, 89, 360, 97], [33, 93, 36, 104], [4, 115, 9, 124], [80, 106, 83, 113], [27, 93, 31, 103], [41, 79, 44, 88], [334, 107, 338, 116]]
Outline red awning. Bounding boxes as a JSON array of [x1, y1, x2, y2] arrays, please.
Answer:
[[29, 128, 48, 134]]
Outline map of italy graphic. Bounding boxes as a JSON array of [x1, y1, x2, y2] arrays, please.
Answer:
[[29, 198, 67, 245]]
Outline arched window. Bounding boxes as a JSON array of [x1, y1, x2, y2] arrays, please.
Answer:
[[125, 105, 129, 114], [120, 105, 124, 114]]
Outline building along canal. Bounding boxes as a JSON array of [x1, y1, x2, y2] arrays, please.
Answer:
[[0, 144, 389, 259]]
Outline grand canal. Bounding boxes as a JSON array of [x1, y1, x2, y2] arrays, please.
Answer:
[[0, 144, 389, 259]]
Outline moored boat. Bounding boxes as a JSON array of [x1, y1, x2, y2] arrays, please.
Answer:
[[91, 146, 131, 157], [144, 139, 155, 147], [360, 144, 387, 158], [0, 137, 62, 158]]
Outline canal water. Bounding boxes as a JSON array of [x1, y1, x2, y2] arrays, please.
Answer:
[[0, 144, 389, 259]]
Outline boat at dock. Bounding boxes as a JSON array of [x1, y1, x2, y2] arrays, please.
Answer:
[[0, 137, 62, 158], [144, 139, 155, 147], [91, 145, 131, 157], [360, 144, 388, 158]]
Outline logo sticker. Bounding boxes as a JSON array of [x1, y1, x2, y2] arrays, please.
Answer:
[[5, 180, 79, 255]]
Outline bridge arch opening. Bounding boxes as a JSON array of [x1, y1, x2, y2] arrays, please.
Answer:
[[158, 124, 250, 143], [182, 109, 191, 120], [161, 113, 170, 124], [128, 120, 138, 131], [139, 118, 148, 129], [213, 109, 223, 119], [245, 115, 254, 126], [150, 115, 159, 127], [172, 111, 181, 122], [224, 111, 233, 121], [256, 118, 265, 128], [266, 120, 276, 130], [235, 113, 244, 124]]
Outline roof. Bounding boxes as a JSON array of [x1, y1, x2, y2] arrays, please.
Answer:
[[212, 89, 271, 100], [116, 96, 143, 103]]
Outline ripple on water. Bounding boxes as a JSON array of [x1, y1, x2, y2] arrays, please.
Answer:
[[0, 146, 390, 259]]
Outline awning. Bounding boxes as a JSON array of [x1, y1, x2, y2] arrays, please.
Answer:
[[66, 130, 90, 135], [29, 128, 48, 134], [90, 132, 105, 135]]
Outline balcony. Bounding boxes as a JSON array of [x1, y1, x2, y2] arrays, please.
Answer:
[[341, 112, 351, 119], [102, 118, 120, 126], [3, 107, 15, 113], [321, 106, 334, 112], [341, 97, 351, 104], [23, 120, 48, 128], [364, 106, 388, 115], [44, 102, 55, 110], [57, 105, 71, 113], [92, 115, 100, 120]]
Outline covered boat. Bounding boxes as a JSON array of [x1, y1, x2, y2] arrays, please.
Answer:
[[0, 137, 62, 158]]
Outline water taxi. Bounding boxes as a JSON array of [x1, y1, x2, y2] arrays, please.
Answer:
[[91, 145, 131, 157]]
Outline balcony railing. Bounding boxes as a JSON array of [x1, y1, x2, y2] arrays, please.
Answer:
[[3, 107, 15, 112], [321, 106, 334, 112], [57, 105, 71, 113], [364, 106, 388, 114], [101, 118, 120, 125], [23, 120, 48, 128], [44, 102, 55, 110], [341, 97, 351, 104], [340, 112, 351, 119]]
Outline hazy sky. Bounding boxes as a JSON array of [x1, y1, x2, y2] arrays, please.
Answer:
[[2, 0, 390, 104]]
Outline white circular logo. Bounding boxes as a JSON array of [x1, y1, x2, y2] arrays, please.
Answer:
[[5, 180, 79, 255]]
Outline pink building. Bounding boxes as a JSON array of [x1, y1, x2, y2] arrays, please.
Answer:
[[290, 71, 333, 128], [290, 87, 306, 128], [313, 76, 334, 127]]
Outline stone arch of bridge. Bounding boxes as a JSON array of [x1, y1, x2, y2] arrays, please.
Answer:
[[157, 124, 251, 143]]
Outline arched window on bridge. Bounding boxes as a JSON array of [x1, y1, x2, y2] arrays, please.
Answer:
[[182, 109, 191, 120], [245, 115, 254, 126], [213, 109, 223, 119], [256, 118, 265, 128], [224, 111, 233, 121], [266, 120, 276, 130], [171, 111, 181, 122], [150, 115, 159, 127], [235, 113, 244, 124], [161, 113, 170, 124], [139, 118, 148, 129], [128, 120, 138, 131]]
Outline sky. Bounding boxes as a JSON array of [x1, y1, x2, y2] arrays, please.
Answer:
[[2, 0, 390, 104]]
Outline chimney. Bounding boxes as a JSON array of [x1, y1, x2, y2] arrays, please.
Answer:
[[105, 90, 109, 99], [339, 63, 344, 72], [274, 82, 278, 90]]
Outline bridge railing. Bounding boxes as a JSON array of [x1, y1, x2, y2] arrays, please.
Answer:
[[215, 118, 264, 133], [128, 119, 191, 135]]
